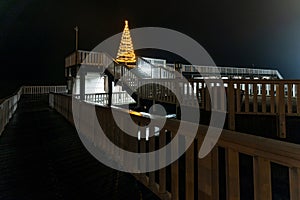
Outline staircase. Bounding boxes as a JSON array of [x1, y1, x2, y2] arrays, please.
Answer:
[[105, 56, 176, 102]]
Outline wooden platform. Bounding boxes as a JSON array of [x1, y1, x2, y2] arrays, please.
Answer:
[[0, 95, 159, 200]]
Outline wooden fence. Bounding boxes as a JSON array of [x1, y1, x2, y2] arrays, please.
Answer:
[[135, 79, 300, 137], [50, 93, 300, 200], [22, 85, 67, 94], [0, 85, 67, 136], [0, 88, 22, 136]]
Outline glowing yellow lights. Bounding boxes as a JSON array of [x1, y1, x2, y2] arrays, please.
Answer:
[[116, 20, 136, 64], [129, 110, 142, 116]]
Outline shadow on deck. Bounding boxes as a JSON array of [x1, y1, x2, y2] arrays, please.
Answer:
[[0, 95, 159, 200]]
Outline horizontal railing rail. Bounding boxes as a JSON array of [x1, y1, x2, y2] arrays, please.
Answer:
[[73, 92, 135, 105], [50, 93, 300, 200]]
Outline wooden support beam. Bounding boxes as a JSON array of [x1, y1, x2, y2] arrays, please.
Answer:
[[287, 84, 293, 114], [159, 129, 168, 197], [79, 70, 85, 101], [185, 140, 194, 200], [108, 75, 113, 106], [244, 83, 249, 113], [140, 127, 148, 184], [253, 157, 272, 200], [205, 86, 211, 111], [289, 167, 300, 200], [228, 82, 236, 130], [270, 84, 275, 113], [276, 83, 286, 138], [198, 142, 219, 200], [297, 84, 300, 114], [226, 148, 240, 200], [148, 126, 156, 191], [262, 84, 267, 113], [171, 131, 179, 200], [236, 83, 241, 113], [253, 84, 258, 113]]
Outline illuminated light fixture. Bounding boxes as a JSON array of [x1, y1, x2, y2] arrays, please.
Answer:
[[116, 20, 136, 65], [129, 110, 142, 116]]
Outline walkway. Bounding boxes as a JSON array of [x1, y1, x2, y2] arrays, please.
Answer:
[[0, 95, 159, 200]]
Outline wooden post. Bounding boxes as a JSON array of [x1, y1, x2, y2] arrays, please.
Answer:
[[228, 81, 235, 130], [287, 84, 293, 114], [108, 75, 113, 106], [253, 83, 258, 113], [185, 140, 194, 200], [297, 83, 300, 114], [253, 157, 272, 200], [159, 129, 168, 198], [79, 70, 85, 101], [270, 84, 275, 113], [198, 146, 219, 200], [205, 84, 211, 111], [262, 83, 266, 113], [289, 167, 300, 200], [226, 148, 240, 200], [236, 83, 241, 113], [245, 83, 249, 113], [171, 131, 179, 200], [276, 83, 286, 138], [148, 126, 156, 191]]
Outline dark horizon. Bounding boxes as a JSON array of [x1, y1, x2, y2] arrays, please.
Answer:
[[1, 0, 300, 97]]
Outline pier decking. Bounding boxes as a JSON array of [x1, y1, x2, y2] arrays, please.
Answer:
[[0, 95, 159, 200]]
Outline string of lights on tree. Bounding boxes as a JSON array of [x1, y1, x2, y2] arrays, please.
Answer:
[[116, 20, 136, 65]]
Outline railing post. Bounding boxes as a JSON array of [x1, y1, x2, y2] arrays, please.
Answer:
[[148, 125, 156, 191], [276, 83, 286, 138], [297, 83, 300, 114], [226, 148, 240, 200], [198, 146, 219, 200], [185, 140, 194, 200], [159, 129, 168, 198], [228, 81, 235, 130], [108, 76, 113, 106], [80, 70, 86, 101], [253, 157, 272, 200], [171, 131, 179, 200], [289, 167, 300, 200], [205, 83, 211, 111]]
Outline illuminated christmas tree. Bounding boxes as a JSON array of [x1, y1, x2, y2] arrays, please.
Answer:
[[116, 20, 136, 65]]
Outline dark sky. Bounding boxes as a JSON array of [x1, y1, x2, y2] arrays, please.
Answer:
[[0, 0, 300, 96]]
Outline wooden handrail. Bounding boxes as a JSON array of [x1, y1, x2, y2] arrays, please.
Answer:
[[50, 93, 300, 200], [0, 87, 22, 136]]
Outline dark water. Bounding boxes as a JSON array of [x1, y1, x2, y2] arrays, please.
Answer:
[[0, 80, 65, 99], [0, 80, 21, 99]]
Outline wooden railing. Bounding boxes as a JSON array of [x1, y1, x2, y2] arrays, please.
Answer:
[[135, 79, 300, 137], [65, 51, 176, 82], [137, 57, 175, 79], [73, 92, 135, 105], [178, 64, 283, 79], [0, 88, 22, 136], [0, 85, 67, 136], [65, 50, 114, 68], [22, 85, 67, 94], [50, 93, 300, 200]]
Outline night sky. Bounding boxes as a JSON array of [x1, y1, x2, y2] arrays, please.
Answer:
[[0, 0, 300, 97]]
